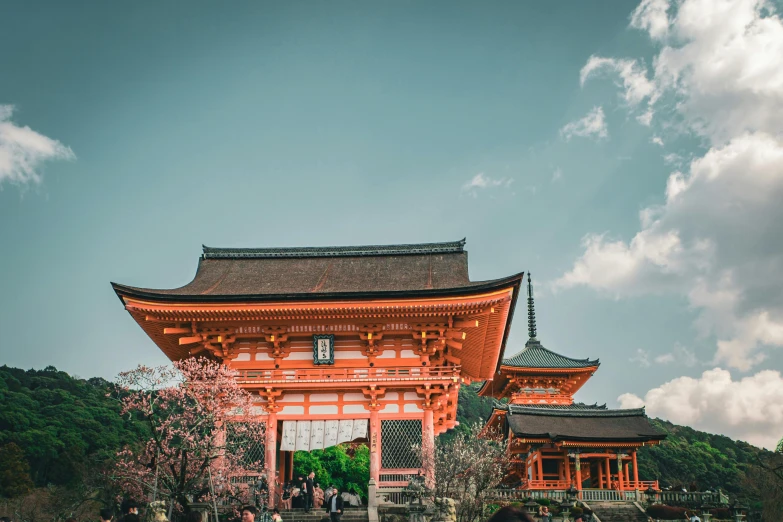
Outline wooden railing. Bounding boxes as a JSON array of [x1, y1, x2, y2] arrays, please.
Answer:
[[235, 366, 460, 385], [485, 488, 729, 506], [522, 480, 571, 490]]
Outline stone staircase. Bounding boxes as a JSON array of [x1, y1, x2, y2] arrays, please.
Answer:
[[279, 507, 369, 522], [588, 501, 648, 522]]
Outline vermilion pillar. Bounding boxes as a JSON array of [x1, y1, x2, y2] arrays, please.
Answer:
[[537, 453, 543, 482], [616, 454, 624, 491], [369, 408, 381, 483], [632, 451, 640, 486], [266, 413, 277, 508], [575, 454, 582, 491], [597, 460, 604, 488], [423, 408, 435, 487]]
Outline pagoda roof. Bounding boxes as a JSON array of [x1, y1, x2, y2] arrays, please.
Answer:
[[112, 239, 524, 302], [504, 405, 666, 443], [501, 339, 600, 369]]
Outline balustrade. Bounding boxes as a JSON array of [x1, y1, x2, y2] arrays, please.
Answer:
[[235, 366, 460, 385]]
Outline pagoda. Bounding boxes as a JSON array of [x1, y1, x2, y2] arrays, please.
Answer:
[[112, 239, 524, 503], [479, 275, 665, 492]]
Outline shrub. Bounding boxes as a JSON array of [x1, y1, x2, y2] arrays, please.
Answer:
[[710, 507, 732, 519], [570, 507, 583, 517], [535, 499, 551, 506], [646, 504, 688, 520]]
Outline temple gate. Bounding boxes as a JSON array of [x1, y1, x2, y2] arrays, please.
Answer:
[[112, 240, 523, 504]]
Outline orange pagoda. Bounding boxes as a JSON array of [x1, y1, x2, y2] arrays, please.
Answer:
[[112, 239, 524, 503], [480, 275, 665, 493]]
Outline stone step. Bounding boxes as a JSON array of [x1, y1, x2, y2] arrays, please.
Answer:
[[278, 509, 368, 522]]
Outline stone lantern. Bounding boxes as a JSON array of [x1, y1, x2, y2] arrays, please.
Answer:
[[566, 485, 579, 503], [730, 502, 746, 522], [699, 504, 713, 522]]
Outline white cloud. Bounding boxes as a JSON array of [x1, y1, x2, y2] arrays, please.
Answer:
[[461, 172, 513, 197], [560, 106, 608, 141], [630, 348, 651, 367], [552, 168, 563, 183], [651, 135, 664, 147], [654, 353, 675, 364], [629, 0, 671, 40], [558, 0, 783, 371], [0, 105, 74, 187], [618, 368, 783, 449], [580, 57, 657, 126]]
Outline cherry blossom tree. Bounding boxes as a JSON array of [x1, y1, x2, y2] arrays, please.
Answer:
[[110, 357, 265, 515], [417, 424, 511, 522]]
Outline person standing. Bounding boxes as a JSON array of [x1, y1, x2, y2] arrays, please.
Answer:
[[241, 506, 257, 522], [305, 472, 315, 513], [327, 486, 344, 522], [313, 483, 325, 510]]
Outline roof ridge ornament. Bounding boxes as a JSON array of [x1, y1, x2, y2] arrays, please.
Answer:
[[201, 239, 467, 259], [527, 273, 537, 340]]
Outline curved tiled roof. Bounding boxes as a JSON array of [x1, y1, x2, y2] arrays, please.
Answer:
[[501, 339, 599, 369], [505, 405, 666, 442], [112, 239, 524, 301]]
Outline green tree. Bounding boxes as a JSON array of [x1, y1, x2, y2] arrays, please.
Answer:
[[0, 442, 34, 499], [294, 444, 370, 500]]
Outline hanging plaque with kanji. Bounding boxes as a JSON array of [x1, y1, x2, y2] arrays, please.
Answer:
[[313, 334, 334, 365]]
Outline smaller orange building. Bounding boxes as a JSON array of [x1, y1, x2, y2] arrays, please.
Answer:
[[480, 275, 665, 492]]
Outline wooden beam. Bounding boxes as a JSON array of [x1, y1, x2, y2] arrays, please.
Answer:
[[164, 327, 191, 334], [445, 339, 463, 350], [453, 318, 479, 328], [179, 336, 202, 345]]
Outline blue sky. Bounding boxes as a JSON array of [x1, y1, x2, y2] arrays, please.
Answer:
[[2, 0, 782, 448]]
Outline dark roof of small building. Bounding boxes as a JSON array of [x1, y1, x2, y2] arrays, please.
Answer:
[[504, 405, 666, 442], [493, 401, 608, 412], [501, 339, 599, 369], [112, 239, 524, 302]]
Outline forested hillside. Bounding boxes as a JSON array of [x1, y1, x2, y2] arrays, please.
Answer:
[[0, 365, 144, 494]]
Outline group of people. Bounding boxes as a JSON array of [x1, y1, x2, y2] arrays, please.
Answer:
[[271, 471, 360, 522]]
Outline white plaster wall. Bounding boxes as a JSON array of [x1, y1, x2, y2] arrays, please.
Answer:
[[309, 405, 339, 414], [310, 393, 340, 402], [279, 394, 305, 403]]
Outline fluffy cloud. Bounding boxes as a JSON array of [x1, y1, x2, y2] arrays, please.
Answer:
[[580, 57, 656, 107], [557, 0, 783, 370], [631, 344, 697, 367], [461, 172, 513, 197], [618, 368, 783, 449], [0, 105, 74, 187], [560, 106, 608, 141]]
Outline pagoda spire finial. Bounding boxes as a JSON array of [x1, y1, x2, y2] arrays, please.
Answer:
[[527, 273, 537, 340]]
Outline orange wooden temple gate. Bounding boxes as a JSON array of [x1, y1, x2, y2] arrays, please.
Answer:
[[113, 240, 523, 504]]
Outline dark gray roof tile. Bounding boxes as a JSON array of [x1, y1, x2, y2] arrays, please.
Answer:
[[502, 340, 599, 369]]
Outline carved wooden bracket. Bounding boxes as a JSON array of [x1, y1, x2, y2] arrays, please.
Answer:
[[362, 385, 387, 411], [359, 325, 385, 362], [261, 326, 290, 365], [260, 388, 283, 413]]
